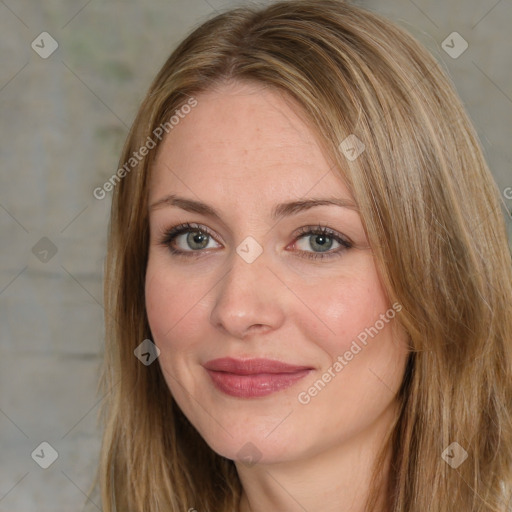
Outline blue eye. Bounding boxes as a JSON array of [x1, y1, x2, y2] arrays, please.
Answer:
[[291, 225, 352, 260], [159, 223, 352, 260], [160, 223, 219, 254]]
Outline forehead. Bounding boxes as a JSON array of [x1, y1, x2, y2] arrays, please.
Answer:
[[150, 81, 350, 203]]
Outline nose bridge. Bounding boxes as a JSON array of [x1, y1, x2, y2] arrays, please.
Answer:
[[209, 243, 285, 338]]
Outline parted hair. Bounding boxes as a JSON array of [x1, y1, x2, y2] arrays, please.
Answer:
[[97, 1, 512, 511]]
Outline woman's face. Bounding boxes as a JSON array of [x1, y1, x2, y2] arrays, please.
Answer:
[[145, 81, 409, 465]]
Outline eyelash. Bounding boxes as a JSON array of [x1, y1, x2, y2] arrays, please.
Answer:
[[159, 222, 353, 260]]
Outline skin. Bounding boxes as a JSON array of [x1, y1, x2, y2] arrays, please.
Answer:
[[145, 81, 410, 512]]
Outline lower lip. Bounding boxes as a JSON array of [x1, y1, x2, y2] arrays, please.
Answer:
[[205, 369, 312, 398]]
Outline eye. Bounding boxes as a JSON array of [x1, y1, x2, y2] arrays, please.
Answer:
[[160, 223, 220, 256], [290, 225, 353, 260]]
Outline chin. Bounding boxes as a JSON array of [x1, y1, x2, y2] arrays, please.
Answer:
[[196, 422, 303, 466]]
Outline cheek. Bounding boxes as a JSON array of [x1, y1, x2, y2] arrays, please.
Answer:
[[145, 259, 209, 346], [292, 259, 391, 359], [294, 270, 407, 436]]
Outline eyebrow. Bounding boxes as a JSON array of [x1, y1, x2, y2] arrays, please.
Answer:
[[149, 194, 358, 221]]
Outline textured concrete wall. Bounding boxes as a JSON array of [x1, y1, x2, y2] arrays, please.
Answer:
[[0, 1, 510, 510]]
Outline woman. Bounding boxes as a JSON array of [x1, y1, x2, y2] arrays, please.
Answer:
[[97, 1, 512, 511]]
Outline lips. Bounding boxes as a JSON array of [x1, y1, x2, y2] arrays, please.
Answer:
[[203, 357, 313, 398], [204, 357, 312, 374]]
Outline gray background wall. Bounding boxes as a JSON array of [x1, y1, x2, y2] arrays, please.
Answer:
[[0, 0, 510, 510]]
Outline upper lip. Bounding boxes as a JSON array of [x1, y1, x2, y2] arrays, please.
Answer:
[[203, 357, 313, 375]]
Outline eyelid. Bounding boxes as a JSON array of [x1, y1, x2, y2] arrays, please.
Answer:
[[292, 224, 352, 246], [159, 222, 222, 250]]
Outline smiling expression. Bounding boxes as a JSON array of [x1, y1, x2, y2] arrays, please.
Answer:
[[145, 80, 409, 464]]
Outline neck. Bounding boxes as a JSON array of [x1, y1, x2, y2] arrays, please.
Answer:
[[236, 403, 397, 512]]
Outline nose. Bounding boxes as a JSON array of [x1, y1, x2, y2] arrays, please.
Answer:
[[209, 247, 286, 340]]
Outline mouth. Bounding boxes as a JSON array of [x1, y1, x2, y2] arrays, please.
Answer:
[[203, 357, 313, 398]]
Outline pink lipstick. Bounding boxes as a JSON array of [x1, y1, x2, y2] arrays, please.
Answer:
[[203, 357, 313, 398]]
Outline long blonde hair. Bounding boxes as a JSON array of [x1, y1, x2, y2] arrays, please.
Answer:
[[97, 1, 512, 510]]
